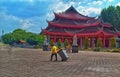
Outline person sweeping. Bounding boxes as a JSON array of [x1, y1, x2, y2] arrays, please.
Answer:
[[50, 44, 58, 61]]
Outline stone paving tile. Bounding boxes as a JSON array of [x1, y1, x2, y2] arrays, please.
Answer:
[[0, 47, 120, 77]]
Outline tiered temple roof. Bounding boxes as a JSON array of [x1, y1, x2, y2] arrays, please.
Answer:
[[43, 6, 118, 37]]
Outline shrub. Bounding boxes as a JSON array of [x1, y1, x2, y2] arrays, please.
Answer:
[[111, 48, 120, 53], [96, 38, 102, 47], [87, 48, 92, 51], [49, 40, 54, 46], [104, 49, 111, 52], [64, 39, 69, 48], [84, 37, 89, 49], [110, 37, 116, 48], [34, 45, 40, 48], [104, 48, 120, 53], [93, 47, 100, 51], [57, 39, 62, 49]]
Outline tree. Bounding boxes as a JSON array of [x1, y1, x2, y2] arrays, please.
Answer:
[[57, 39, 62, 49], [12, 29, 27, 41], [116, 6, 120, 30], [84, 37, 89, 49], [96, 38, 102, 48], [27, 34, 38, 45], [1, 33, 15, 45], [100, 6, 120, 30], [64, 39, 69, 48], [110, 37, 116, 48], [1, 29, 45, 47]]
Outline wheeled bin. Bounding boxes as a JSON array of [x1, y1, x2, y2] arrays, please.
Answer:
[[58, 49, 68, 61]]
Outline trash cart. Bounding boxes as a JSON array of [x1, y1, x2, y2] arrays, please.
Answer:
[[58, 49, 68, 61]]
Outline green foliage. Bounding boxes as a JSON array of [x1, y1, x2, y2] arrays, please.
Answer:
[[64, 39, 69, 48], [104, 48, 120, 52], [96, 38, 102, 47], [111, 48, 120, 53], [93, 47, 100, 51], [1, 29, 45, 47], [12, 29, 27, 40], [110, 37, 116, 48], [100, 6, 120, 30], [84, 37, 89, 49], [2, 33, 16, 44], [57, 39, 62, 49], [0, 42, 5, 46], [49, 40, 54, 46]]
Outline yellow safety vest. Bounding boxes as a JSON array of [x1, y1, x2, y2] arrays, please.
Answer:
[[51, 46, 57, 54]]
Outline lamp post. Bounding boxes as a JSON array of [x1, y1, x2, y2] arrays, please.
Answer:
[[1, 29, 4, 42]]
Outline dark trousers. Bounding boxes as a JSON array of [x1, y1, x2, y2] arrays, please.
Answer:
[[50, 53, 57, 61]]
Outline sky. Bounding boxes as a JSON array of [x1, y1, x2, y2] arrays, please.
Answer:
[[0, 0, 120, 36]]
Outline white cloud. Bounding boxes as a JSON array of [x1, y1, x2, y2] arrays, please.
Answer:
[[46, 12, 54, 21], [76, 5, 85, 13], [92, 1, 103, 5], [88, 1, 103, 6], [49, 0, 76, 13], [44, 0, 74, 21], [86, 7, 102, 15], [103, 0, 113, 2], [117, 2, 120, 6], [46, 0, 102, 20], [0, 12, 23, 23], [77, 6, 102, 16], [21, 20, 34, 29], [0, 12, 41, 33], [108, 0, 113, 2], [51, 2, 69, 13], [46, 0, 77, 20]]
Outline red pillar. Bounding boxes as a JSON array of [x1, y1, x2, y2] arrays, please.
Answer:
[[54, 36, 56, 43], [108, 38, 110, 47], [62, 36, 64, 43], [80, 38, 82, 48], [82, 37, 84, 47], [90, 37, 92, 47], [68, 38, 70, 45]]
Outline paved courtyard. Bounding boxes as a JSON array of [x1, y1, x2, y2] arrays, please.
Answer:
[[0, 46, 120, 77]]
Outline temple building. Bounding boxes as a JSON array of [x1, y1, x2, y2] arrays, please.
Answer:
[[42, 6, 120, 48]]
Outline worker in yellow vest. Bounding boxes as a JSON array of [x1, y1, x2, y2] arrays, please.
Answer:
[[50, 44, 58, 61]]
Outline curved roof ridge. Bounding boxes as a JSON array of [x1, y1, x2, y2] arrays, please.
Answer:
[[48, 21, 100, 29], [54, 13, 92, 20]]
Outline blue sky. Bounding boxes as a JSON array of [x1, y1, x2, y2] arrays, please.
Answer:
[[0, 0, 120, 36]]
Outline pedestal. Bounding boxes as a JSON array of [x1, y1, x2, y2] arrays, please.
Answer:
[[72, 45, 78, 53], [43, 45, 49, 51]]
